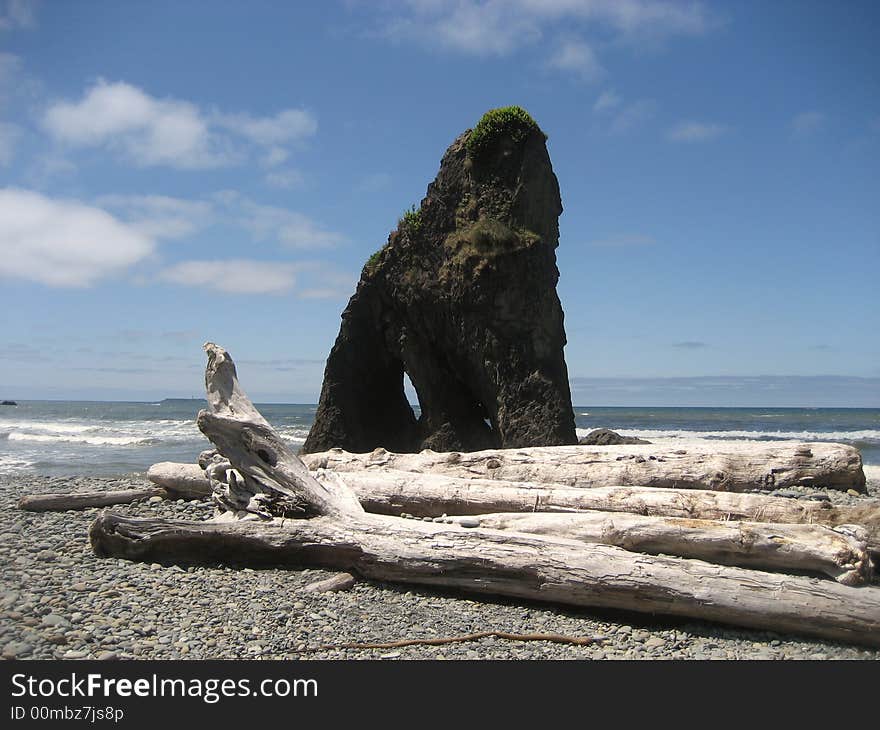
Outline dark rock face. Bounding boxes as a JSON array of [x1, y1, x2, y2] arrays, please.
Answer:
[[302, 110, 577, 454], [579, 429, 651, 446]]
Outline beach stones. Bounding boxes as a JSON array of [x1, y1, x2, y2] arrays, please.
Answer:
[[3, 641, 32, 658]]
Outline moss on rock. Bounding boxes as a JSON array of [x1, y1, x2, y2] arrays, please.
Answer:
[[466, 106, 546, 158]]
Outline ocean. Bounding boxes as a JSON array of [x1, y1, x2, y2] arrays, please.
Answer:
[[1, 400, 878, 480]]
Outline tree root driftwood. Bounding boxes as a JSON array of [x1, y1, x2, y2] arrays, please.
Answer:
[[87, 343, 880, 648], [303, 441, 866, 493]]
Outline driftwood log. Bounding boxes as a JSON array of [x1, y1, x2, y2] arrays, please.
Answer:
[[146, 462, 213, 499], [143, 463, 880, 559], [302, 442, 866, 493], [19, 486, 166, 512], [89, 343, 880, 647], [437, 511, 872, 585], [18, 465, 211, 512]]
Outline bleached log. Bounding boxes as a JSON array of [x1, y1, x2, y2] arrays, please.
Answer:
[[146, 462, 213, 499], [88, 343, 880, 647], [303, 442, 867, 493], [90, 510, 880, 648], [438, 511, 873, 584], [19, 487, 166, 512], [144, 462, 880, 558]]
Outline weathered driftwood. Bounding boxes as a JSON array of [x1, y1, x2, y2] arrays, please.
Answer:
[[19, 486, 166, 512], [145, 461, 880, 559], [146, 462, 212, 499], [90, 510, 880, 647], [314, 469, 880, 558], [302, 442, 867, 493], [88, 344, 880, 647], [437, 510, 872, 585]]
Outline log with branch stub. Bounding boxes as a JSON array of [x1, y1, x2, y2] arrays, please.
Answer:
[[302, 441, 866, 493], [88, 343, 880, 648]]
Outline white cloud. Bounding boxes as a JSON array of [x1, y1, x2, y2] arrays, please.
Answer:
[[791, 111, 825, 137], [42, 80, 317, 170], [387, 1, 540, 55], [229, 196, 346, 249], [262, 146, 289, 167], [158, 259, 354, 298], [22, 154, 77, 186], [158, 259, 301, 294], [96, 194, 213, 240], [667, 120, 727, 142], [0, 51, 21, 84], [0, 188, 154, 287], [547, 38, 603, 80], [608, 98, 655, 134], [43, 80, 227, 169], [380, 0, 714, 60], [355, 172, 392, 193], [216, 109, 317, 146], [264, 168, 306, 189], [0, 121, 21, 165], [95, 189, 345, 249], [593, 89, 621, 113], [0, 0, 36, 30]]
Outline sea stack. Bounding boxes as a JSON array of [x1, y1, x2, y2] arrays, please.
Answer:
[[303, 107, 577, 454]]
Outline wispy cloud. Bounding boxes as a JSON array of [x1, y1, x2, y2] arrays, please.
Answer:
[[0, 0, 36, 31], [672, 341, 708, 349], [587, 233, 656, 247], [593, 89, 621, 113], [96, 194, 213, 240], [355, 172, 392, 193], [590, 90, 655, 135], [0, 342, 50, 362], [264, 168, 306, 190], [42, 80, 317, 170], [0, 187, 154, 287], [667, 120, 728, 142], [608, 99, 656, 134], [567, 375, 880, 407], [225, 194, 347, 249], [382, 1, 541, 56], [158, 259, 355, 298], [373, 0, 716, 75], [791, 110, 825, 138], [159, 260, 302, 295], [547, 37, 603, 81], [0, 121, 20, 165], [215, 109, 317, 146], [99, 190, 345, 250]]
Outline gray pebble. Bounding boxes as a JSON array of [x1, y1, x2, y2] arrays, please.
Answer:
[[2, 641, 32, 658]]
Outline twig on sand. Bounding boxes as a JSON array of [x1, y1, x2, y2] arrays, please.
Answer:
[[294, 631, 605, 653]]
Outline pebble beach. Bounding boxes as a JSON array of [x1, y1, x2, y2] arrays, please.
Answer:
[[2, 472, 879, 661]]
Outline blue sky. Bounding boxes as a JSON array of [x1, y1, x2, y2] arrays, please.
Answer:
[[0, 0, 878, 406]]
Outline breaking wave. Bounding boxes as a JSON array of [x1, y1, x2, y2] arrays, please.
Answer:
[[575, 427, 880, 444]]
